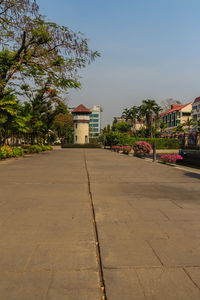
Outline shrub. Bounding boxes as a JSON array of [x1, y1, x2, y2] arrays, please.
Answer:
[[104, 132, 133, 147], [12, 147, 24, 157], [132, 138, 179, 149], [133, 141, 152, 157], [111, 145, 121, 152], [26, 145, 42, 153], [61, 143, 101, 148], [160, 154, 183, 164], [0, 145, 13, 158], [121, 146, 132, 154]]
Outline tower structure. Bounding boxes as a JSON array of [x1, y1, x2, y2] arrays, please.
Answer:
[[72, 104, 91, 144]]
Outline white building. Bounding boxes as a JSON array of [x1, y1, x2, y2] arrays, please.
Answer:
[[89, 105, 103, 138], [192, 97, 200, 122], [72, 104, 91, 144]]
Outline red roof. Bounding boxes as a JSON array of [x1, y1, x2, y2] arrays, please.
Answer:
[[72, 104, 91, 114], [160, 102, 192, 117], [193, 97, 200, 104]]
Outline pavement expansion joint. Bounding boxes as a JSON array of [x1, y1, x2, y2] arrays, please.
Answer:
[[84, 150, 107, 300], [146, 240, 164, 266], [183, 268, 200, 290]]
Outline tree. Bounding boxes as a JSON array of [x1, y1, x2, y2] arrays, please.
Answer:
[[172, 124, 185, 134], [121, 108, 131, 121], [53, 113, 74, 143], [112, 121, 131, 133], [0, 0, 99, 145], [183, 118, 196, 131], [139, 99, 161, 138], [160, 121, 167, 133], [161, 98, 182, 111]]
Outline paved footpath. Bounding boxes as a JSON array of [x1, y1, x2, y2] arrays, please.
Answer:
[[0, 149, 200, 299]]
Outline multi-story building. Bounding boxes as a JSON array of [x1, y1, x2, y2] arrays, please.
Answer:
[[160, 103, 192, 132], [192, 97, 200, 122], [89, 105, 103, 138]]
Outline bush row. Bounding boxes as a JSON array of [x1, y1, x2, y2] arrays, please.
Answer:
[[23, 145, 53, 153], [61, 143, 101, 148], [0, 145, 53, 160], [0, 145, 24, 159], [102, 132, 179, 149], [132, 138, 180, 149]]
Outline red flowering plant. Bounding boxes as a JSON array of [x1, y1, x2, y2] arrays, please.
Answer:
[[121, 146, 132, 154], [111, 145, 121, 152], [160, 154, 183, 165], [133, 141, 152, 158]]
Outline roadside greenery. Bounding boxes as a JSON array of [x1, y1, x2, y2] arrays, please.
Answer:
[[0, 144, 53, 160], [0, 0, 99, 146]]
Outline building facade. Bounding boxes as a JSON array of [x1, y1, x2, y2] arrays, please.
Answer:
[[72, 104, 91, 144], [160, 103, 192, 132], [192, 97, 200, 122], [89, 105, 103, 138]]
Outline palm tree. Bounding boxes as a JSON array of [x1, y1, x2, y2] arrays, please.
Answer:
[[172, 124, 185, 134], [121, 108, 131, 121], [183, 118, 196, 131], [129, 106, 139, 131], [140, 99, 160, 138]]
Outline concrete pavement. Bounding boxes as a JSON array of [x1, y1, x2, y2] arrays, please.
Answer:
[[0, 148, 200, 299]]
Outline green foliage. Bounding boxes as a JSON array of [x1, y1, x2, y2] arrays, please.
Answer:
[[104, 131, 133, 147], [12, 147, 24, 157], [22, 144, 53, 153], [0, 146, 24, 159], [132, 138, 180, 149], [61, 143, 101, 148], [112, 121, 131, 132]]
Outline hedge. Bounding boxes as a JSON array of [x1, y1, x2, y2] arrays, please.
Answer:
[[62, 143, 101, 148], [132, 138, 179, 149]]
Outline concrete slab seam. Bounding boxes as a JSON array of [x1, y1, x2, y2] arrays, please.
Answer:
[[84, 150, 107, 300]]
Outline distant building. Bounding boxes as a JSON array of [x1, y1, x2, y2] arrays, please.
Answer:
[[89, 105, 103, 138], [160, 103, 192, 132], [72, 104, 91, 144], [192, 97, 200, 122]]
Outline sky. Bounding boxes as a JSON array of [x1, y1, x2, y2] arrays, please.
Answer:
[[37, 0, 200, 126]]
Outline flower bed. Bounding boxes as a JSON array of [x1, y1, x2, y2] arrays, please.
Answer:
[[133, 141, 152, 158], [121, 146, 132, 154], [0, 145, 53, 160], [160, 154, 183, 165], [111, 145, 121, 152]]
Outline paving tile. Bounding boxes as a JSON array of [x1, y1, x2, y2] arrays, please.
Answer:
[[47, 270, 101, 300], [97, 221, 168, 240], [100, 239, 161, 268], [27, 241, 97, 271], [0, 271, 50, 300], [136, 267, 200, 300], [103, 269, 145, 300], [185, 267, 200, 288], [149, 238, 200, 266]]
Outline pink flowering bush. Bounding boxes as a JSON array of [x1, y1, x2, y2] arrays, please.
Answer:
[[133, 141, 152, 158], [160, 154, 183, 164], [121, 146, 132, 154], [111, 145, 121, 152]]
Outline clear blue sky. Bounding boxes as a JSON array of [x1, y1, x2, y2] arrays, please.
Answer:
[[38, 0, 200, 125]]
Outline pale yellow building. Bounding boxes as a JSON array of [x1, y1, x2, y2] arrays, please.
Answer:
[[72, 104, 91, 144], [160, 103, 192, 132]]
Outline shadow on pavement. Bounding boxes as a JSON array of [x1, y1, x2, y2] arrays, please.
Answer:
[[184, 172, 200, 179]]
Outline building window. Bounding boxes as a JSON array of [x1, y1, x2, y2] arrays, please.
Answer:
[[182, 112, 191, 116], [85, 136, 88, 143], [75, 123, 77, 128], [75, 136, 77, 142]]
